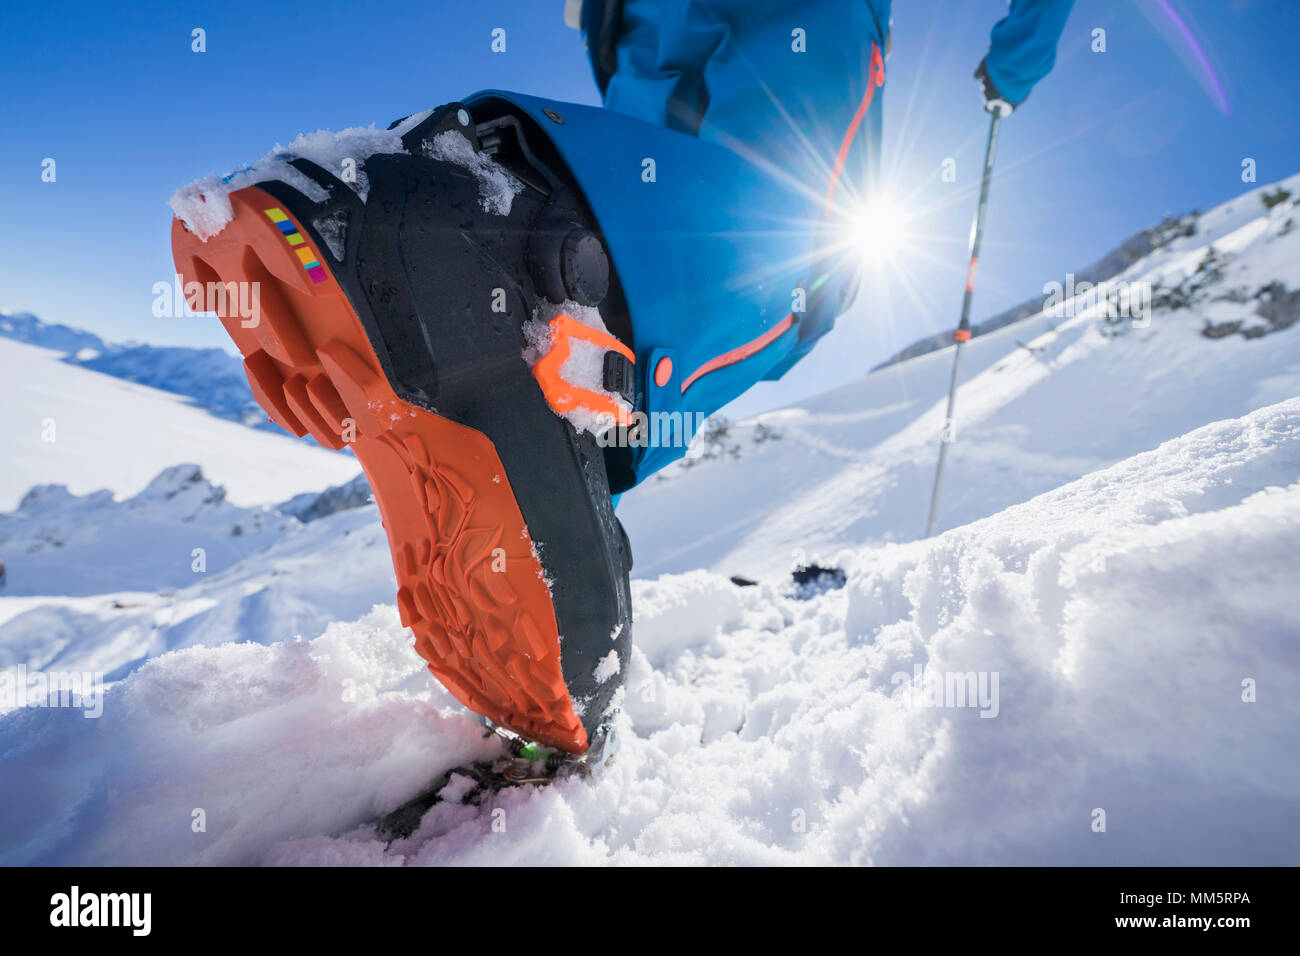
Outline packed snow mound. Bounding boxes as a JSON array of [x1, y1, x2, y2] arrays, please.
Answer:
[[620, 172, 1300, 578], [630, 570, 743, 666], [0, 608, 500, 866], [0, 335, 359, 511], [4, 398, 1296, 865]]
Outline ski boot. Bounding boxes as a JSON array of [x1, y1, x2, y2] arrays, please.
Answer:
[[170, 100, 636, 754]]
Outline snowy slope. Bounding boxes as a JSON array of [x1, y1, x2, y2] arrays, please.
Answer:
[[2, 397, 1296, 865], [74, 344, 268, 429], [0, 175, 1297, 865], [0, 335, 360, 510], [0, 499, 394, 686], [618, 173, 1300, 578], [0, 310, 270, 429]]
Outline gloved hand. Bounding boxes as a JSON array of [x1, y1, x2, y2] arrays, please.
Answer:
[[974, 59, 1014, 116]]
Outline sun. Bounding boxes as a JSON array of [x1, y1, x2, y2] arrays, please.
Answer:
[[844, 194, 910, 266]]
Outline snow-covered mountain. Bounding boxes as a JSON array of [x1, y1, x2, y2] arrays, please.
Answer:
[[0, 310, 270, 430], [0, 483, 395, 685], [617, 174, 1300, 578], [871, 209, 1196, 369], [0, 312, 104, 354], [0, 465, 296, 598], [1, 173, 1298, 865], [0, 334, 360, 511]]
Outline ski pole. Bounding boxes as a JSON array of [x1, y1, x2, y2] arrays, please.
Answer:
[[925, 111, 1001, 538]]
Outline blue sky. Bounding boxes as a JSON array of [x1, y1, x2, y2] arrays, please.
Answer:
[[2, 0, 1298, 416]]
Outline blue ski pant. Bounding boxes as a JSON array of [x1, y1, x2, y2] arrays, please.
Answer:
[[476, 0, 1069, 486]]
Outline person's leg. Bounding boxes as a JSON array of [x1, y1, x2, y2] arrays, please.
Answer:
[[602, 0, 888, 179], [579, 0, 890, 480]]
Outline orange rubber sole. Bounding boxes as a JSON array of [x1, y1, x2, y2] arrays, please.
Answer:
[[171, 186, 588, 753]]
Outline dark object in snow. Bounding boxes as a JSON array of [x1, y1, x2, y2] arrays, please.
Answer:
[[1201, 282, 1300, 341], [0, 558, 6, 592], [792, 563, 846, 598], [1201, 319, 1243, 339], [375, 728, 613, 842], [1260, 186, 1293, 210], [1254, 281, 1300, 334], [730, 575, 758, 587]]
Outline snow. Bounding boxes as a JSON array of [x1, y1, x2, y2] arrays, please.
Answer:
[[1, 173, 1298, 865], [592, 650, 621, 684], [0, 465, 294, 598], [522, 299, 631, 436], [0, 485, 395, 684], [618, 171, 1300, 578], [423, 130, 523, 215], [0, 310, 280, 431], [169, 111, 433, 240], [0, 608, 498, 865], [169, 114, 524, 241], [1, 398, 1296, 864], [0, 336, 359, 511]]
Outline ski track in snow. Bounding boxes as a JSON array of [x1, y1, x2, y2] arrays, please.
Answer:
[[2, 175, 1299, 865]]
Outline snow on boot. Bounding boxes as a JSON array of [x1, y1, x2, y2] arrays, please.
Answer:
[[170, 101, 635, 754]]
